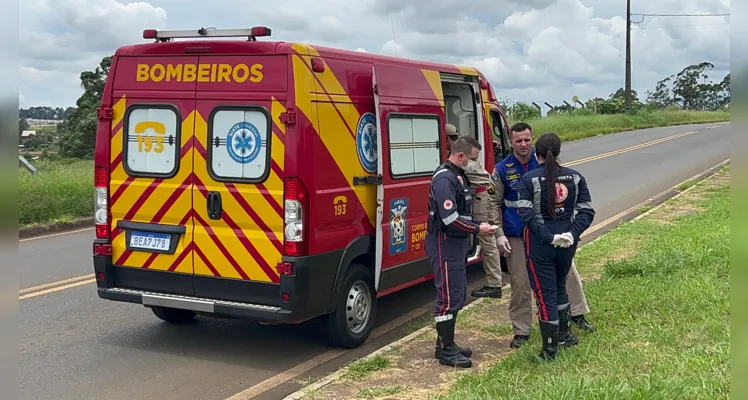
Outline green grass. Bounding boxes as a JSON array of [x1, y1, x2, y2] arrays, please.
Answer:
[[515, 110, 730, 141], [356, 385, 406, 399], [19, 158, 93, 226], [342, 355, 391, 381], [441, 169, 730, 400]]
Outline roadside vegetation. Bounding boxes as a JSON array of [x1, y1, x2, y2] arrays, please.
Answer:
[[523, 109, 728, 141], [19, 158, 92, 226], [299, 165, 730, 400]]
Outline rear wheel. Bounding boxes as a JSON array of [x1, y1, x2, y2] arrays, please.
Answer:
[[150, 306, 197, 323], [325, 263, 377, 348]]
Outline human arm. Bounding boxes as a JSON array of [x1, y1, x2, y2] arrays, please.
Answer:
[[516, 176, 556, 244], [431, 175, 481, 234], [568, 174, 596, 241], [488, 171, 505, 237]]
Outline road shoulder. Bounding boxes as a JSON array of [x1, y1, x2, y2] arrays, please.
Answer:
[[282, 162, 731, 400]]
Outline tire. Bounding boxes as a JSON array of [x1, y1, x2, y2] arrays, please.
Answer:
[[324, 263, 377, 348], [151, 306, 197, 324]]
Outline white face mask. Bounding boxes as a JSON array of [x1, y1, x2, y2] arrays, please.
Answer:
[[467, 159, 480, 172]]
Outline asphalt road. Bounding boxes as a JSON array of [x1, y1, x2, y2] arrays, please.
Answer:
[[19, 122, 730, 400]]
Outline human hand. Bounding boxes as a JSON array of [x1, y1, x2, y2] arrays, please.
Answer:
[[552, 234, 572, 248], [479, 223, 497, 236], [496, 235, 512, 254], [561, 232, 575, 246]]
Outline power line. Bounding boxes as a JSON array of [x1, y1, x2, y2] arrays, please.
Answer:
[[637, 22, 729, 30], [631, 13, 729, 24], [624, 7, 729, 113], [631, 13, 730, 17]]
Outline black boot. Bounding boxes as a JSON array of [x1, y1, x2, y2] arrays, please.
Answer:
[[532, 320, 559, 362], [558, 307, 579, 348], [435, 318, 472, 368], [435, 336, 472, 359], [509, 334, 530, 349], [470, 285, 502, 298], [572, 315, 597, 333]]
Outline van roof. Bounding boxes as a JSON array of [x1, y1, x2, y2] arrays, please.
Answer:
[[113, 35, 487, 79]]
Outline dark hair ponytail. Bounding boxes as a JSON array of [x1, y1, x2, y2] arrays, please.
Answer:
[[535, 133, 562, 218]]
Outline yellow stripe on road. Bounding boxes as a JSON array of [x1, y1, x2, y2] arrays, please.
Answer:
[[20, 277, 97, 300], [19, 274, 95, 295], [564, 130, 699, 167]]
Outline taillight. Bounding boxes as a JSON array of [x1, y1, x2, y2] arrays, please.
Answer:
[[283, 177, 307, 256], [94, 166, 110, 239]]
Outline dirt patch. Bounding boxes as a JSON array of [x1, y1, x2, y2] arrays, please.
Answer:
[[311, 298, 515, 400]]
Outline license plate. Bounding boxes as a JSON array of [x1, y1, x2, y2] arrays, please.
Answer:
[[129, 231, 171, 252]]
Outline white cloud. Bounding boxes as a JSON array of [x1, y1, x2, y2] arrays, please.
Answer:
[[19, 0, 730, 110]]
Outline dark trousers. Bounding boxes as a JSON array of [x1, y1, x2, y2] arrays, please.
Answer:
[[522, 228, 578, 322], [425, 231, 468, 320]]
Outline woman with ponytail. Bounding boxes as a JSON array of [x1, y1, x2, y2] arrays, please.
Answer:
[[515, 133, 596, 362]]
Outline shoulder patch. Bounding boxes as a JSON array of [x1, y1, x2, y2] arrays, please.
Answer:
[[443, 199, 454, 210], [491, 171, 500, 181]]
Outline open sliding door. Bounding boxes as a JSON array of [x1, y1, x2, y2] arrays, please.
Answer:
[[371, 64, 447, 293]]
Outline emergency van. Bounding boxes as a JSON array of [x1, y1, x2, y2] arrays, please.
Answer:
[[92, 26, 513, 348]]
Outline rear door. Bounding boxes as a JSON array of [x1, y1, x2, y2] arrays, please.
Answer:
[[190, 55, 288, 304], [108, 55, 198, 295], [372, 65, 446, 292]]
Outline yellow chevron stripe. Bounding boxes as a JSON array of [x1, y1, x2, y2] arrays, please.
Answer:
[[110, 110, 196, 266], [455, 65, 478, 76], [292, 44, 377, 227], [192, 112, 281, 282], [112, 96, 126, 127], [422, 69, 445, 108]]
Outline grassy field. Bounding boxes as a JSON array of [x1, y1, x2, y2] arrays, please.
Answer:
[[17, 110, 730, 228], [442, 166, 731, 400], [516, 109, 730, 141], [19, 158, 93, 226]]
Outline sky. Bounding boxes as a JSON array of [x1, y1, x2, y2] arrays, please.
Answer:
[[18, 0, 731, 110]]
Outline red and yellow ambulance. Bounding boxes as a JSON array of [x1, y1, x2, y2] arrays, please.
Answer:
[[92, 26, 513, 348]]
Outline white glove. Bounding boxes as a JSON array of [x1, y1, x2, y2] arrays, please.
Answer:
[[496, 235, 512, 254], [552, 234, 572, 248], [561, 232, 575, 246]]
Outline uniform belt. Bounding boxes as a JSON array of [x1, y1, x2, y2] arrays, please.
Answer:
[[474, 186, 487, 194]]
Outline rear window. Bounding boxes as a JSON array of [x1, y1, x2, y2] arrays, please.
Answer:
[[123, 105, 181, 177], [208, 106, 271, 182]]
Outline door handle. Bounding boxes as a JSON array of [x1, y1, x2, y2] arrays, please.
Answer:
[[207, 191, 222, 220]]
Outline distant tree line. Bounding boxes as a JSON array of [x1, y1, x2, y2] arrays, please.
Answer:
[[501, 61, 730, 121], [19, 106, 76, 121]]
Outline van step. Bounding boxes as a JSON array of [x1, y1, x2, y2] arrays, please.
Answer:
[[108, 287, 282, 312]]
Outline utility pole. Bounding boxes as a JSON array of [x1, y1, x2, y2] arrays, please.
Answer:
[[625, 0, 632, 114]]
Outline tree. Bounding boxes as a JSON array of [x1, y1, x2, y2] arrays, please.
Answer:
[[644, 63, 729, 111], [19, 118, 29, 135], [672, 62, 715, 110], [720, 73, 730, 107], [58, 55, 112, 158]]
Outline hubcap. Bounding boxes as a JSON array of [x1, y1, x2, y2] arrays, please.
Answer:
[[345, 281, 372, 334]]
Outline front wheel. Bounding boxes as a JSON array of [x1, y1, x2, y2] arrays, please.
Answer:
[[324, 263, 377, 348]]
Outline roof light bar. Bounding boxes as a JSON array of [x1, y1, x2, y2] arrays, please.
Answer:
[[142, 27, 272, 42]]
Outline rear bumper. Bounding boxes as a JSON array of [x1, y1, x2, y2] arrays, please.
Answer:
[[93, 241, 342, 323], [97, 287, 290, 321]]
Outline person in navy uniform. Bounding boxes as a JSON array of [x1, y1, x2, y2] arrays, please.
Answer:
[[491, 122, 596, 351], [516, 132, 595, 362], [426, 135, 497, 368]]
